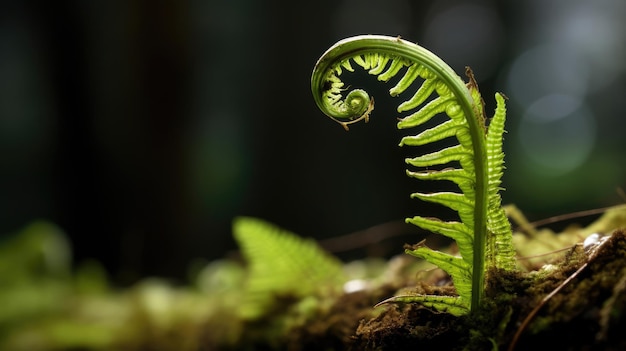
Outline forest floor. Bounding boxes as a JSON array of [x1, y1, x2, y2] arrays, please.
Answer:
[[3, 208, 626, 351], [230, 227, 626, 351]]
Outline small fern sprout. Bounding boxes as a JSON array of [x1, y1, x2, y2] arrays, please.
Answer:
[[232, 217, 346, 320], [311, 35, 517, 315]]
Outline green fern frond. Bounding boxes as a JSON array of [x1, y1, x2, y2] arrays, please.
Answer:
[[376, 294, 470, 317], [232, 217, 346, 320], [485, 93, 517, 271], [311, 35, 516, 314]]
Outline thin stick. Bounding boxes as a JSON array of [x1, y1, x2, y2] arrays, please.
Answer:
[[524, 205, 618, 229], [515, 245, 576, 261]]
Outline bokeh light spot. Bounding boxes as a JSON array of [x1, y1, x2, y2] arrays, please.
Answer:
[[517, 94, 596, 176], [506, 45, 589, 107]]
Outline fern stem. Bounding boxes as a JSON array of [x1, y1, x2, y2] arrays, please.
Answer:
[[311, 35, 488, 312]]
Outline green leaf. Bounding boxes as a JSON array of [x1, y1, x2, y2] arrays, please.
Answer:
[[376, 295, 469, 317], [397, 77, 439, 112], [405, 217, 473, 263], [397, 95, 456, 129], [406, 168, 475, 197], [405, 244, 472, 307], [400, 120, 469, 146], [233, 217, 345, 319], [485, 93, 516, 271], [404, 144, 472, 167]]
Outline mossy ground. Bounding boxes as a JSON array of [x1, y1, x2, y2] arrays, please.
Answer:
[[3, 216, 625, 350], [256, 230, 626, 351]]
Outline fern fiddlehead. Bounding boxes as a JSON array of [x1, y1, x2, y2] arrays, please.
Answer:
[[311, 35, 515, 315]]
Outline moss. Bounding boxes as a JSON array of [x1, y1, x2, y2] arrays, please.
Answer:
[[325, 230, 626, 350], [3, 222, 625, 350]]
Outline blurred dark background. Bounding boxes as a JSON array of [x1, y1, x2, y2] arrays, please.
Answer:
[[1, 0, 625, 283]]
